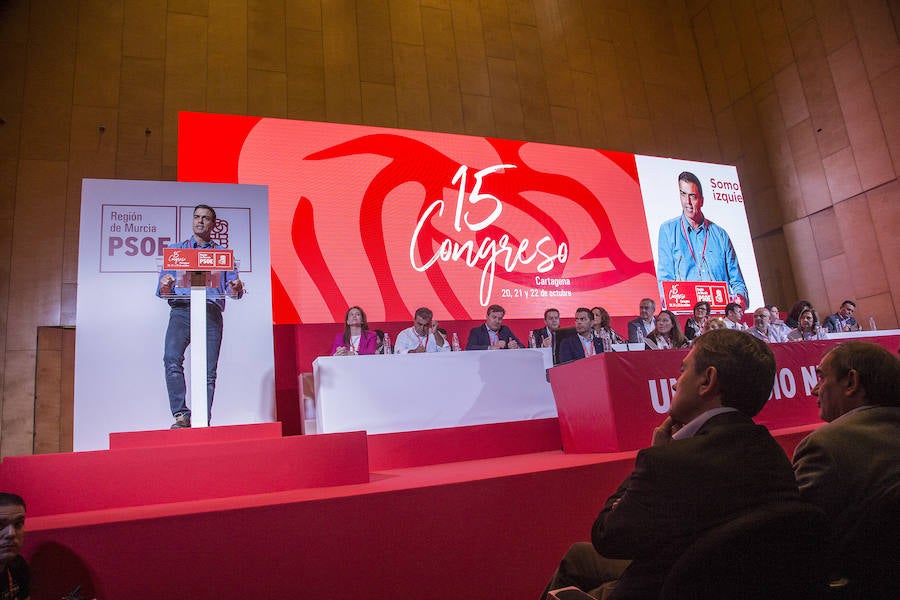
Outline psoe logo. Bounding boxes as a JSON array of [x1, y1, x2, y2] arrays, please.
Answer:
[[667, 283, 688, 306], [168, 250, 190, 268], [211, 219, 229, 247], [696, 286, 714, 303], [198, 252, 215, 267]]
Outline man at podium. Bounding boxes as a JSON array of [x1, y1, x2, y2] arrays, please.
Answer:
[[157, 204, 244, 428]]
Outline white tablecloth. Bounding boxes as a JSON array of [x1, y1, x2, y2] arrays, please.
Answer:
[[312, 348, 556, 434]]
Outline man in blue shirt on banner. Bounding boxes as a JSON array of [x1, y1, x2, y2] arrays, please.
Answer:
[[157, 204, 244, 428], [657, 171, 748, 306]]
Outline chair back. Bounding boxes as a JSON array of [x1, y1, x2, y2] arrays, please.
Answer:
[[552, 327, 578, 365], [659, 502, 829, 600]]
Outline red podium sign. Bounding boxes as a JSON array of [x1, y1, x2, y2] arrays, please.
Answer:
[[163, 248, 234, 271], [662, 281, 729, 313]]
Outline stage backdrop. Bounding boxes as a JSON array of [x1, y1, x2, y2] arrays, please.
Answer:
[[75, 180, 274, 450], [178, 112, 763, 327]]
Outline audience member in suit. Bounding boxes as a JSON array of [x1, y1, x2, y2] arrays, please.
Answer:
[[532, 308, 561, 348], [722, 301, 746, 330], [465, 304, 523, 350], [0, 492, 28, 600], [542, 329, 804, 600], [558, 308, 604, 363], [792, 341, 900, 598], [627, 298, 656, 343]]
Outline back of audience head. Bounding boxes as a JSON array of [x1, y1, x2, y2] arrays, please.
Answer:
[[690, 329, 776, 417]]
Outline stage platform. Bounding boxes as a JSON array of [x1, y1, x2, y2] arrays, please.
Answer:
[[1, 419, 820, 599]]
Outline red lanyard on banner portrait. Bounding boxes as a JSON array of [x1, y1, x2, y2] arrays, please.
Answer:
[[680, 217, 709, 279]]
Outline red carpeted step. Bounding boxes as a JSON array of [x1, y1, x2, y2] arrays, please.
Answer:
[[0, 430, 369, 517], [109, 421, 285, 449]]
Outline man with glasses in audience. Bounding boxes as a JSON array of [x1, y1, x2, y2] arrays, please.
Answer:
[[748, 307, 785, 343]]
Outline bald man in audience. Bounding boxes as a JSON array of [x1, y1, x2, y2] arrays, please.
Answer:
[[748, 307, 785, 343], [793, 342, 900, 598]]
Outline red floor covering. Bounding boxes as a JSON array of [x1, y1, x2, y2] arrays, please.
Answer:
[[3, 420, 819, 600]]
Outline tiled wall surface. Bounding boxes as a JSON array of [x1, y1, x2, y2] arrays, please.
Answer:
[[0, 0, 897, 457]]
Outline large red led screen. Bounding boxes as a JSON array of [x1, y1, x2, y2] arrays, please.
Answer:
[[178, 113, 761, 324]]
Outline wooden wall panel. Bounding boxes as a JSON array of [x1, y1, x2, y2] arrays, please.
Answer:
[[7, 161, 67, 351], [286, 27, 326, 121], [866, 180, 900, 323], [73, 0, 124, 108], [162, 13, 208, 167], [393, 42, 430, 130], [34, 327, 62, 455], [323, 0, 362, 124], [422, 6, 464, 133], [117, 57, 165, 180], [828, 40, 893, 190], [209, 0, 249, 116], [248, 70, 288, 118], [451, 0, 490, 97], [358, 0, 395, 85], [1, 350, 36, 457], [834, 193, 888, 300], [361, 82, 398, 127], [20, 1, 78, 162], [123, 0, 166, 59]]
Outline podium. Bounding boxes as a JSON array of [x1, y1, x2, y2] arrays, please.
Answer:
[[159, 247, 240, 427]]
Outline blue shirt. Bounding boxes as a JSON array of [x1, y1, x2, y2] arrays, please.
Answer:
[[657, 215, 748, 300], [156, 238, 240, 312]]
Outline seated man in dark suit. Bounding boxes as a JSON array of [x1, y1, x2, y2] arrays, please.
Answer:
[[793, 341, 900, 598], [532, 308, 561, 348], [557, 308, 603, 363], [465, 304, 523, 350], [626, 298, 656, 343], [543, 329, 804, 600], [821, 300, 861, 333]]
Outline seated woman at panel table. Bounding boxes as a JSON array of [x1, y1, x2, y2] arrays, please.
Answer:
[[703, 317, 728, 333], [785, 299, 812, 330], [683, 300, 710, 341], [787, 307, 827, 341], [591, 306, 625, 344], [331, 306, 379, 356], [644, 309, 690, 350]]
